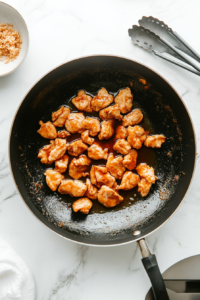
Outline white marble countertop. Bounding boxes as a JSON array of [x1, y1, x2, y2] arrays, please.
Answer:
[[1, 0, 200, 299]]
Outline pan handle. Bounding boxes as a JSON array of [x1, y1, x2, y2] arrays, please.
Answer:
[[137, 239, 169, 300]]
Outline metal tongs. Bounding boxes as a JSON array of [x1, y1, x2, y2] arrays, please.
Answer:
[[128, 16, 200, 76]]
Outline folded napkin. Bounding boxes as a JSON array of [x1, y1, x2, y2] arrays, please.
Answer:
[[0, 237, 35, 300]]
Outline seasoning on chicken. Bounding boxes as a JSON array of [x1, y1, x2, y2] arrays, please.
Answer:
[[57, 130, 71, 138], [138, 178, 152, 197], [136, 163, 158, 184], [65, 113, 85, 134], [117, 171, 140, 191], [91, 88, 113, 112], [98, 185, 123, 208], [72, 90, 93, 112], [114, 87, 133, 114], [83, 118, 101, 136], [127, 125, 149, 149], [115, 125, 128, 140], [122, 109, 143, 127], [44, 169, 64, 191], [48, 139, 68, 163], [55, 155, 69, 173], [106, 154, 125, 179], [58, 179, 87, 197], [37, 121, 57, 139], [69, 155, 91, 179], [52, 106, 71, 127], [38, 143, 55, 165], [85, 178, 98, 200], [68, 140, 88, 156], [144, 134, 166, 148], [123, 149, 138, 170], [98, 120, 115, 140], [72, 198, 93, 214], [81, 130, 94, 146], [90, 166, 117, 189], [99, 104, 123, 121], [88, 143, 108, 160], [113, 139, 131, 155]]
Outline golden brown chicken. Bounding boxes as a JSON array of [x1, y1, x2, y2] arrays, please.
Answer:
[[48, 139, 68, 163], [98, 185, 123, 208], [88, 143, 108, 160], [99, 104, 123, 121], [123, 149, 138, 170], [83, 118, 101, 136], [114, 87, 133, 114], [113, 139, 131, 155], [37, 121, 57, 139], [136, 163, 158, 184], [106, 154, 125, 179], [122, 109, 143, 127], [65, 113, 85, 133], [81, 130, 94, 146], [85, 178, 98, 200], [58, 179, 87, 197], [90, 166, 117, 189], [144, 135, 166, 148], [72, 198, 93, 214], [117, 171, 140, 190], [38, 143, 55, 165], [69, 155, 91, 179], [44, 169, 64, 191], [68, 140, 88, 156], [127, 126, 149, 149], [98, 120, 115, 140], [72, 90, 93, 112], [115, 125, 128, 140], [91, 88, 113, 111], [138, 178, 152, 197], [55, 155, 69, 173], [52, 106, 71, 127], [57, 130, 71, 138]]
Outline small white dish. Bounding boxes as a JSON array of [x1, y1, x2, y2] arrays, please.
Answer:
[[0, 1, 29, 76]]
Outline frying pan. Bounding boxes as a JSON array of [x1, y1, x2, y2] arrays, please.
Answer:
[[9, 55, 196, 299]]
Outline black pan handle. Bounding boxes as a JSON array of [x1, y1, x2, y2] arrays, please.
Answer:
[[137, 239, 169, 300]]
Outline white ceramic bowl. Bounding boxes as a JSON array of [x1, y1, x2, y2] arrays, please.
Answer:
[[0, 1, 29, 76]]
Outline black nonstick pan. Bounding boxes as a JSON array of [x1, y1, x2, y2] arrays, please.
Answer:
[[9, 55, 196, 299]]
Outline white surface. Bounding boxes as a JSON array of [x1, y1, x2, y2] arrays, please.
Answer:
[[0, 0, 200, 299]]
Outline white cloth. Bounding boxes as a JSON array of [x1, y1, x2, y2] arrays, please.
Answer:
[[0, 237, 35, 300]]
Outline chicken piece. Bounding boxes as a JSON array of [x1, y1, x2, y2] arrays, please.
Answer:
[[69, 155, 91, 179], [88, 143, 108, 160], [115, 125, 128, 140], [55, 155, 69, 173], [98, 185, 123, 208], [136, 163, 158, 184], [72, 90, 93, 112], [122, 109, 143, 127], [113, 139, 131, 155], [99, 104, 123, 121], [52, 106, 71, 127], [114, 87, 133, 114], [138, 179, 152, 197], [68, 140, 88, 156], [38, 143, 55, 165], [57, 130, 71, 138], [73, 198, 93, 214], [98, 120, 115, 140], [65, 113, 85, 134], [81, 130, 94, 146], [123, 149, 138, 170], [37, 121, 57, 139], [144, 134, 166, 148], [127, 126, 149, 149], [45, 169, 64, 191], [58, 180, 87, 197], [117, 171, 140, 191], [106, 154, 125, 179], [91, 88, 113, 112], [48, 139, 68, 163], [90, 166, 117, 189], [83, 118, 100, 136], [85, 178, 98, 200]]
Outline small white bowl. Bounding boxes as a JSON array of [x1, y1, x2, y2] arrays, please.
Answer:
[[0, 1, 29, 76]]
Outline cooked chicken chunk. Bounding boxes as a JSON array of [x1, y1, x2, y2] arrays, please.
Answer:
[[144, 134, 166, 148], [138, 178, 152, 197], [115, 125, 128, 140], [65, 113, 85, 134], [113, 139, 131, 155], [45, 169, 64, 191], [117, 171, 140, 190], [114, 87, 133, 114], [72, 90, 93, 112], [55, 155, 69, 173], [106, 154, 125, 179], [58, 180, 87, 197], [98, 120, 115, 140], [37, 121, 57, 139], [83, 118, 101, 136], [85, 178, 98, 200], [48, 139, 68, 163], [99, 104, 123, 121], [91, 88, 113, 112], [136, 163, 158, 184], [88, 143, 108, 160], [81, 130, 94, 145], [38, 143, 55, 165], [72, 198, 93, 214], [69, 155, 91, 179], [57, 130, 71, 138], [122, 109, 143, 127], [90, 166, 117, 189], [52, 106, 71, 127], [98, 185, 123, 208], [127, 126, 149, 149], [68, 140, 88, 156], [123, 149, 138, 170]]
